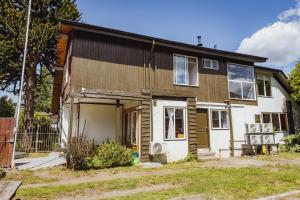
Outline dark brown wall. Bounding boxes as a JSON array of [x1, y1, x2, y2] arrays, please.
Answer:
[[70, 31, 256, 105]]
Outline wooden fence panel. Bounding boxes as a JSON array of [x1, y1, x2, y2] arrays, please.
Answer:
[[0, 118, 15, 168]]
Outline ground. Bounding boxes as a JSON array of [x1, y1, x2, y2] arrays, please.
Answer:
[[3, 152, 300, 200]]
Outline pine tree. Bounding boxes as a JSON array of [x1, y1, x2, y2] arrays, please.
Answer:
[[0, 0, 81, 132], [0, 96, 15, 117]]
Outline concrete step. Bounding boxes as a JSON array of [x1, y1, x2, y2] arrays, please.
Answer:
[[197, 152, 215, 157], [197, 149, 218, 161], [197, 148, 210, 154]]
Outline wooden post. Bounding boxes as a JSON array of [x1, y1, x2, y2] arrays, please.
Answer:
[[116, 99, 121, 143]]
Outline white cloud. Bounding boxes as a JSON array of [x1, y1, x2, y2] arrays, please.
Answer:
[[237, 1, 300, 71]]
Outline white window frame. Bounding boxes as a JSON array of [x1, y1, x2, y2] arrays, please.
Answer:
[[257, 74, 272, 97], [163, 106, 187, 141], [227, 63, 256, 101], [211, 110, 229, 130], [173, 54, 199, 86], [203, 58, 219, 70], [261, 112, 288, 132]]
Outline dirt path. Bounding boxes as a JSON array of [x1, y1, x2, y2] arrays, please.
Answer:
[[57, 183, 175, 200], [22, 168, 184, 189]]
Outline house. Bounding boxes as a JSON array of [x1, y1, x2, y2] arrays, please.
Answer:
[[52, 20, 300, 162]]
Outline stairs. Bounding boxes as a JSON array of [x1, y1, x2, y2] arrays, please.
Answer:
[[197, 148, 217, 161]]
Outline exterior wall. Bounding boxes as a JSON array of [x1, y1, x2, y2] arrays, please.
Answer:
[[152, 99, 189, 162], [197, 103, 231, 158], [61, 104, 69, 147]]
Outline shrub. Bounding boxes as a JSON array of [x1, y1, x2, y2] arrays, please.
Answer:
[[281, 132, 300, 152], [64, 135, 96, 170], [85, 141, 133, 169]]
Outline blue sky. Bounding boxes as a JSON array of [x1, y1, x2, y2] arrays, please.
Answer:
[[76, 0, 298, 67], [2, 0, 300, 101]]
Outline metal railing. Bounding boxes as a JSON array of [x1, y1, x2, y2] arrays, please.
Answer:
[[16, 124, 59, 152]]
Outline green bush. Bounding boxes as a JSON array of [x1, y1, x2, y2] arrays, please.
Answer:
[[85, 141, 133, 169], [64, 135, 96, 170], [281, 132, 300, 152]]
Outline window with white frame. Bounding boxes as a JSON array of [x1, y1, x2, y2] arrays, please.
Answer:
[[257, 75, 271, 97], [211, 110, 229, 129], [164, 107, 186, 140], [228, 64, 255, 100], [174, 55, 198, 86], [203, 59, 219, 70], [262, 113, 288, 132]]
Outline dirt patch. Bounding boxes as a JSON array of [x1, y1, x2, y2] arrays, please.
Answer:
[[22, 168, 184, 189], [57, 183, 175, 200]]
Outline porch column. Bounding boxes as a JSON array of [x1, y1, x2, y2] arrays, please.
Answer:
[[116, 99, 121, 143], [140, 99, 151, 162]]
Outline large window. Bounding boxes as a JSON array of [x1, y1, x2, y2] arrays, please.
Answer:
[[164, 107, 186, 140], [203, 58, 219, 70], [257, 75, 271, 97], [211, 110, 229, 129], [174, 55, 198, 86], [262, 113, 288, 132], [228, 64, 255, 100]]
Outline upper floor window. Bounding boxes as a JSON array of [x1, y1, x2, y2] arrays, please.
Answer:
[[174, 55, 198, 86], [257, 75, 271, 97], [228, 64, 255, 100], [203, 59, 219, 70]]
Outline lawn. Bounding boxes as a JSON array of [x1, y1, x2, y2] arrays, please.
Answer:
[[13, 153, 300, 200]]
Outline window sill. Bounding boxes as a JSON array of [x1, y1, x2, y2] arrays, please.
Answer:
[[230, 98, 257, 102], [164, 138, 186, 141], [211, 128, 230, 130], [258, 95, 273, 98], [174, 84, 199, 88], [203, 67, 219, 70]]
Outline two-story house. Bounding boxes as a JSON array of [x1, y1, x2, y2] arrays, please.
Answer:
[[52, 20, 300, 162]]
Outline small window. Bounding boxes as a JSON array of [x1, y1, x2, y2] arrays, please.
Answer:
[[174, 55, 198, 86], [262, 113, 271, 123], [280, 114, 288, 131], [272, 113, 280, 131], [203, 59, 219, 70], [164, 107, 186, 140], [211, 110, 228, 129], [255, 114, 261, 123], [257, 75, 272, 97]]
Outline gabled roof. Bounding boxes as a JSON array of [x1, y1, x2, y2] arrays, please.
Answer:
[[57, 20, 267, 67]]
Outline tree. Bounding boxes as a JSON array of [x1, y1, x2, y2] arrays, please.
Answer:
[[0, 95, 15, 117], [0, 0, 81, 131], [289, 62, 300, 102], [34, 69, 53, 113]]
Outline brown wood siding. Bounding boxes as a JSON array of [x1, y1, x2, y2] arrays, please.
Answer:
[[70, 57, 145, 93], [187, 98, 197, 157], [140, 99, 151, 162]]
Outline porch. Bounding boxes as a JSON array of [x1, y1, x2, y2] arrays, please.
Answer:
[[61, 89, 151, 162]]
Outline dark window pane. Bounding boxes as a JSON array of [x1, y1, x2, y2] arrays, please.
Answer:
[[131, 112, 137, 144], [188, 62, 197, 85], [204, 60, 211, 68], [212, 111, 219, 128], [242, 82, 255, 99], [272, 114, 280, 131], [265, 77, 271, 96], [212, 60, 219, 69], [220, 111, 228, 128], [280, 114, 288, 131], [175, 109, 184, 138], [257, 76, 265, 96], [262, 114, 271, 123], [229, 81, 242, 98]]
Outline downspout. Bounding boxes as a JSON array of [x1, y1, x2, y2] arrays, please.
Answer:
[[148, 40, 155, 143], [225, 100, 234, 157]]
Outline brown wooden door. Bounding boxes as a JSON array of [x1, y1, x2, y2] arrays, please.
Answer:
[[196, 109, 210, 148]]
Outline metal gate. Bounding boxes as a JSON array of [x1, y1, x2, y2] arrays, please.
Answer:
[[0, 118, 15, 168]]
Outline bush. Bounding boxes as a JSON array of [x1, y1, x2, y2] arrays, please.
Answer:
[[281, 132, 300, 152], [64, 135, 96, 170], [85, 141, 133, 169]]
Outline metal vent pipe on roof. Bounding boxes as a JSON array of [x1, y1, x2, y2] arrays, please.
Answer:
[[197, 36, 203, 47]]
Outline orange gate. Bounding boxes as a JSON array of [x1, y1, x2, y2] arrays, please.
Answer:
[[0, 118, 15, 168]]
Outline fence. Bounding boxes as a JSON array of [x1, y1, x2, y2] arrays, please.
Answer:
[[0, 118, 15, 168], [16, 124, 60, 152]]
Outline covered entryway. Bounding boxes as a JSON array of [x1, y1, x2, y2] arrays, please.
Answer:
[[196, 109, 210, 148]]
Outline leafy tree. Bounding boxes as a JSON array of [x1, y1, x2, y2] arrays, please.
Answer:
[[0, 95, 15, 117], [0, 0, 81, 131], [289, 62, 300, 102]]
